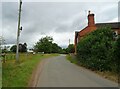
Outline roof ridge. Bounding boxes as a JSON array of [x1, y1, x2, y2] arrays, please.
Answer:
[[96, 22, 120, 24]]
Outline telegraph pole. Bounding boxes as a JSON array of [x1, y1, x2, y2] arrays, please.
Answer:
[[0, 36, 2, 54], [69, 39, 70, 45], [16, 0, 22, 62]]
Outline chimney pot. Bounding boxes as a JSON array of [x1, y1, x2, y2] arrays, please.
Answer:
[[88, 10, 91, 15]]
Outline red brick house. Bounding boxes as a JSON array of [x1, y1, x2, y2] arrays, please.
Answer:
[[74, 11, 120, 54]]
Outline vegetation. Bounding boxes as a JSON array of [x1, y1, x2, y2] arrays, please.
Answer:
[[2, 36, 74, 54], [10, 43, 27, 53], [76, 27, 119, 73], [34, 36, 62, 53], [2, 53, 58, 87], [66, 54, 78, 64], [66, 54, 118, 82], [61, 44, 75, 54], [114, 36, 120, 76], [51, 43, 63, 53], [67, 44, 75, 53], [1, 46, 10, 53], [61, 48, 69, 54]]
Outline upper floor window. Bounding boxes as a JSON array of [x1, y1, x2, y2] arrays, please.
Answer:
[[113, 31, 118, 40]]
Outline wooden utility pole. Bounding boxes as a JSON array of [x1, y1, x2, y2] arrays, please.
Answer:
[[69, 39, 70, 45], [16, 0, 22, 62], [0, 36, 2, 54]]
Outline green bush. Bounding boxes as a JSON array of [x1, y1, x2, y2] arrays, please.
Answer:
[[67, 44, 75, 53], [77, 27, 118, 72], [113, 36, 120, 73]]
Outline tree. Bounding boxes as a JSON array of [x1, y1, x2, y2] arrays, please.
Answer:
[[10, 43, 27, 53], [20, 43, 27, 52], [34, 36, 53, 53], [61, 48, 68, 54], [67, 44, 75, 53], [51, 43, 62, 53], [10, 45, 17, 53], [34, 36, 63, 53]]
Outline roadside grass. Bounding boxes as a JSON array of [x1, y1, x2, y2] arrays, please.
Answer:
[[66, 54, 118, 83], [95, 71, 118, 83], [2, 53, 59, 87], [66, 54, 78, 64]]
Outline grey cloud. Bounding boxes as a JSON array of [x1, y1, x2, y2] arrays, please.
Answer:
[[2, 2, 118, 47], [2, 2, 18, 23], [2, 2, 18, 44], [96, 3, 118, 23]]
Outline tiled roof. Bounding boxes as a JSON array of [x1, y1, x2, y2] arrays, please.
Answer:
[[96, 22, 120, 29]]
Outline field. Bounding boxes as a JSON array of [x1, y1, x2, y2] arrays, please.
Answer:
[[2, 53, 58, 87]]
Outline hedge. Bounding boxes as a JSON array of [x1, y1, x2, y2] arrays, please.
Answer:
[[77, 27, 119, 73]]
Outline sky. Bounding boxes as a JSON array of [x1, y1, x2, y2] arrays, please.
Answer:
[[1, 0, 119, 49]]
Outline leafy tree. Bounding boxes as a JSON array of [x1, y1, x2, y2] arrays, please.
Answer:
[[20, 43, 27, 52], [34, 36, 53, 53], [61, 48, 68, 54], [34, 36, 63, 53], [51, 43, 62, 53], [10, 43, 27, 53], [10, 45, 16, 53], [39, 36, 52, 53], [67, 44, 75, 53]]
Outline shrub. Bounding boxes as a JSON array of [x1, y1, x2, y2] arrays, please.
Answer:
[[76, 27, 117, 72]]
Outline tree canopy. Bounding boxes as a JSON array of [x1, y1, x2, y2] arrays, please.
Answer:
[[10, 43, 27, 53], [67, 44, 75, 53], [34, 36, 62, 53]]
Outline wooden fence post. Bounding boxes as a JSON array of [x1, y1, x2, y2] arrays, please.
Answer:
[[2, 53, 6, 63]]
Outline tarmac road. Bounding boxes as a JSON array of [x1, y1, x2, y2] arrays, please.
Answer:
[[36, 55, 118, 87]]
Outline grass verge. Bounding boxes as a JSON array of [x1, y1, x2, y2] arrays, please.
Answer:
[[2, 53, 59, 87], [66, 54, 118, 83]]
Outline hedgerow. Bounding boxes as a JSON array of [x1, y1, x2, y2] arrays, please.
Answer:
[[77, 27, 119, 73]]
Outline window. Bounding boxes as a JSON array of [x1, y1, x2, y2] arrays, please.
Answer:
[[113, 31, 118, 39]]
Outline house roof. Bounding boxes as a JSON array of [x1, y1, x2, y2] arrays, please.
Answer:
[[96, 22, 120, 29]]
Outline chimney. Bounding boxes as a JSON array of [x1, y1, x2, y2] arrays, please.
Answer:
[[88, 11, 95, 27]]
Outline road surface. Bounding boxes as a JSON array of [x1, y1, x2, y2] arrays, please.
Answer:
[[36, 55, 118, 87]]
